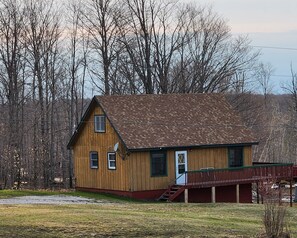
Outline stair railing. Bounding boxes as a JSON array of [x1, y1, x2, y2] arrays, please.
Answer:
[[167, 172, 188, 188]]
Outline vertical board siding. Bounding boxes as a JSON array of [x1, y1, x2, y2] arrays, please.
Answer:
[[130, 146, 253, 191], [188, 147, 228, 170], [244, 146, 252, 166], [129, 151, 174, 192], [73, 105, 129, 191]]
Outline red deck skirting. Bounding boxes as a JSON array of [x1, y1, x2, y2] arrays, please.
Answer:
[[76, 184, 253, 203], [174, 184, 252, 203]]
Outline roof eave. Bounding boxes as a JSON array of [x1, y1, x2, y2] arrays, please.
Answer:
[[67, 96, 98, 149], [127, 141, 259, 152]]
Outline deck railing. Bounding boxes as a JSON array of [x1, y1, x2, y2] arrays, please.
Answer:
[[184, 163, 293, 187]]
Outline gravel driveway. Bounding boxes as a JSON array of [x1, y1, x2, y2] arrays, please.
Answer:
[[0, 195, 101, 205]]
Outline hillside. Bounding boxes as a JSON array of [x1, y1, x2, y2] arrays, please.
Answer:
[[228, 93, 297, 164]]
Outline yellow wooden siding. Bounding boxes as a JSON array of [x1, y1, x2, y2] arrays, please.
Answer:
[[128, 151, 174, 192], [129, 146, 253, 191], [244, 146, 252, 166], [73, 105, 129, 191], [188, 147, 228, 169]]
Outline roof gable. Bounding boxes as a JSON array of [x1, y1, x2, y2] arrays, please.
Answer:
[[95, 94, 257, 150], [67, 97, 128, 150]]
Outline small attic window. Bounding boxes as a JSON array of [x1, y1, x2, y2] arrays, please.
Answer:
[[94, 115, 106, 133]]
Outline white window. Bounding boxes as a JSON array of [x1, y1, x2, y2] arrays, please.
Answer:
[[90, 152, 98, 169], [108, 152, 116, 170], [94, 115, 105, 132]]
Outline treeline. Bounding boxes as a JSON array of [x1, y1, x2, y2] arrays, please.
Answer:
[[228, 93, 297, 165], [0, 0, 295, 189]]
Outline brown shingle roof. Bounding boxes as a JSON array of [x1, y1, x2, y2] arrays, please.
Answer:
[[96, 94, 258, 150]]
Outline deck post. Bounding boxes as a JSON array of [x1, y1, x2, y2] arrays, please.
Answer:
[[256, 182, 259, 204], [211, 187, 216, 203], [236, 184, 240, 203], [279, 186, 282, 206], [294, 182, 297, 203], [290, 180, 292, 207], [184, 188, 188, 204]]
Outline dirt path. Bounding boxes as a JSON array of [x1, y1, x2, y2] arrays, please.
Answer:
[[0, 195, 102, 205]]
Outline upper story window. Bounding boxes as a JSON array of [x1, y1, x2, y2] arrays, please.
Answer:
[[90, 151, 99, 169], [151, 151, 167, 177], [94, 115, 106, 133], [107, 152, 116, 170], [228, 147, 243, 167]]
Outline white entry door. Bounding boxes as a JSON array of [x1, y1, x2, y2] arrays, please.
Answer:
[[175, 151, 188, 185]]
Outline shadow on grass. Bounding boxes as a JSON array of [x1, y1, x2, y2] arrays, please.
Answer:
[[69, 190, 148, 203], [0, 189, 153, 203]]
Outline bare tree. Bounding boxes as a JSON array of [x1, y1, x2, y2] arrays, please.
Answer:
[[281, 67, 297, 164], [64, 0, 91, 188], [0, 0, 27, 188], [24, 0, 61, 188], [255, 62, 274, 106], [171, 5, 259, 94], [116, 0, 160, 94], [150, 1, 184, 94], [285, 67, 297, 112], [80, 0, 119, 95]]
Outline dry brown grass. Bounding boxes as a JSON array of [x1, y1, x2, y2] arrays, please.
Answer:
[[0, 190, 296, 237]]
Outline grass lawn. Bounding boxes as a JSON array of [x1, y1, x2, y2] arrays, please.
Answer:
[[0, 190, 296, 237]]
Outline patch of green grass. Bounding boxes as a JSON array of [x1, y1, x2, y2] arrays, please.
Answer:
[[0, 189, 62, 198]]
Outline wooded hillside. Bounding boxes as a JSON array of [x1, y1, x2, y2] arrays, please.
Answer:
[[0, 0, 296, 189], [228, 94, 297, 164]]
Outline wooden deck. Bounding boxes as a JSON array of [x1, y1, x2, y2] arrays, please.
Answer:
[[159, 163, 294, 204], [184, 163, 294, 188]]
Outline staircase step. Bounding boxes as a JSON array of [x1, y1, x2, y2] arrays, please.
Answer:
[[158, 185, 186, 202], [159, 198, 168, 201], [171, 188, 180, 191]]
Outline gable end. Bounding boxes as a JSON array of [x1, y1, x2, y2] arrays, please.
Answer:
[[67, 96, 128, 151]]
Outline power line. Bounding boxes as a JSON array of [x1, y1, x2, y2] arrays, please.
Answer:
[[252, 45, 297, 51], [271, 74, 292, 78], [249, 45, 296, 78]]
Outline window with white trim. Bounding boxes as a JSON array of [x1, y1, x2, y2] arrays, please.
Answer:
[[94, 115, 106, 132], [108, 152, 116, 170], [90, 152, 98, 169]]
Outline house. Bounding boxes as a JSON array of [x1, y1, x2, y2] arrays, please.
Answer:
[[67, 94, 293, 203]]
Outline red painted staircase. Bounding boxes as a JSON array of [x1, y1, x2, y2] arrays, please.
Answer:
[[158, 185, 186, 202]]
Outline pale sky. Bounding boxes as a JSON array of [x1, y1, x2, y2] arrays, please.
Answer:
[[201, 0, 297, 33], [190, 0, 297, 93]]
